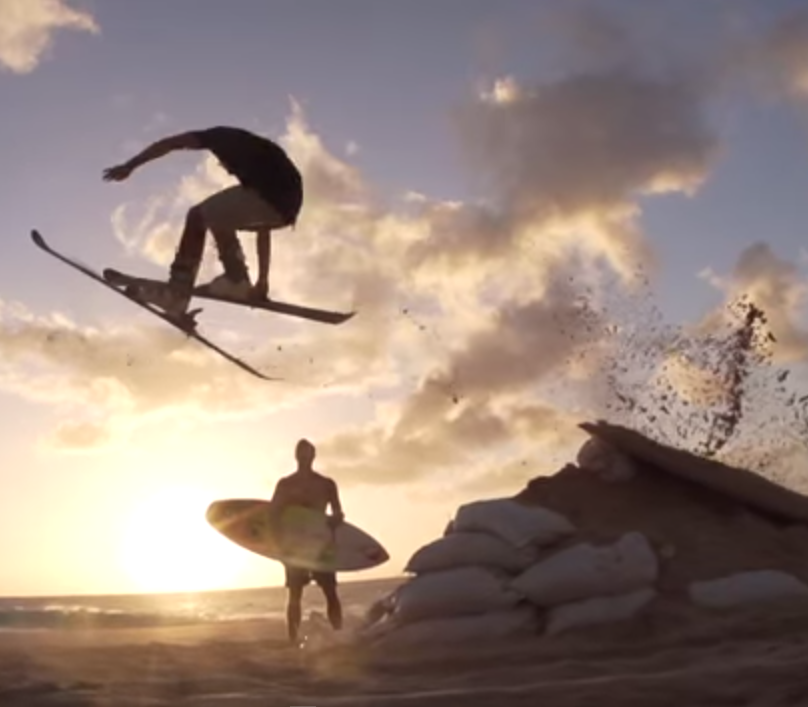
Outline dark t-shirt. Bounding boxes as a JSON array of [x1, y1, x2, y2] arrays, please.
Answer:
[[193, 126, 303, 226]]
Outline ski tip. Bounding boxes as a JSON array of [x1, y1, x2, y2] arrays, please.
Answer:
[[325, 310, 356, 325]]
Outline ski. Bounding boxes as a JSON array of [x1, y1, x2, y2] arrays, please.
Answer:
[[30, 230, 279, 382], [103, 268, 355, 325]]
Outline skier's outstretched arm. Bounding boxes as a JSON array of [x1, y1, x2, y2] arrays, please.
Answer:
[[103, 132, 202, 182]]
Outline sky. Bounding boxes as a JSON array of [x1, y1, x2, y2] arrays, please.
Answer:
[[1, 0, 808, 597]]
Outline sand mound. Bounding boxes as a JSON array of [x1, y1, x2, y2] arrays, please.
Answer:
[[517, 453, 808, 594], [581, 420, 808, 524], [516, 420, 808, 594], [357, 419, 808, 651]]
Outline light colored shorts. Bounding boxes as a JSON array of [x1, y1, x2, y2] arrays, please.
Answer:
[[198, 185, 288, 232]]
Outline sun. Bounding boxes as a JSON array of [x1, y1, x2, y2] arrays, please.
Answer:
[[120, 486, 247, 593]]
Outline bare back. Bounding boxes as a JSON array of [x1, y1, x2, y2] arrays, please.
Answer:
[[272, 470, 339, 516]]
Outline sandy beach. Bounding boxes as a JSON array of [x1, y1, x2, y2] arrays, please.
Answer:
[[2, 596, 808, 707], [7, 412, 808, 707]]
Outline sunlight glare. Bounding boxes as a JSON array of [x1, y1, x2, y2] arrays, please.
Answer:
[[120, 486, 247, 593]]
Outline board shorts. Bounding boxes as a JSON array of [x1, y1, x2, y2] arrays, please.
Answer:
[[284, 564, 337, 591], [198, 185, 290, 233]]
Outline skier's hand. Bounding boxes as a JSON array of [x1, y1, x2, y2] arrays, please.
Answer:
[[103, 163, 134, 182], [251, 278, 269, 301]]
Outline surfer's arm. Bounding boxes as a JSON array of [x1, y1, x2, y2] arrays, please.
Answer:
[[327, 480, 345, 525], [268, 479, 283, 505]]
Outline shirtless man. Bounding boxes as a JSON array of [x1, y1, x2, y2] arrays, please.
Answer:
[[269, 439, 344, 644]]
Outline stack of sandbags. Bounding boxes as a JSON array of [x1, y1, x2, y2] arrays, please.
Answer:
[[508, 531, 660, 635], [363, 498, 576, 648], [409, 497, 576, 574], [363, 497, 662, 644], [556, 432, 808, 618]]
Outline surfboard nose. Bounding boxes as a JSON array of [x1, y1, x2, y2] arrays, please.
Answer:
[[205, 500, 235, 527], [205, 501, 219, 521]]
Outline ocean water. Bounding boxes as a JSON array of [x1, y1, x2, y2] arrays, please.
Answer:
[[0, 576, 403, 632]]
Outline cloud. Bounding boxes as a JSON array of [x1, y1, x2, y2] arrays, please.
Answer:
[[317, 269, 617, 485], [405, 276, 607, 409], [3, 290, 408, 399], [320, 400, 585, 487], [447, 69, 717, 283], [740, 9, 808, 101], [295, 10, 808, 489], [0, 296, 404, 454], [45, 420, 115, 452], [699, 243, 808, 363], [0, 0, 98, 74], [305, 52, 724, 488], [111, 198, 177, 265], [532, 2, 640, 74]]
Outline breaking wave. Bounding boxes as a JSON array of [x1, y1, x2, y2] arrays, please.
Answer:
[[0, 580, 398, 631], [0, 602, 280, 631]]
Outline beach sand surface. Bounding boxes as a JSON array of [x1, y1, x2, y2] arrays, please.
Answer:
[[3, 597, 808, 707]]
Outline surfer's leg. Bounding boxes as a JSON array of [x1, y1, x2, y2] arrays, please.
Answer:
[[286, 587, 303, 643], [315, 573, 342, 630], [324, 587, 342, 631], [284, 566, 309, 643]]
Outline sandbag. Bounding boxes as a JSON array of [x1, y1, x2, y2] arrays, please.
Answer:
[[392, 566, 521, 624], [374, 606, 539, 649], [405, 532, 538, 575], [577, 437, 637, 482], [546, 588, 656, 636], [510, 532, 658, 606], [688, 570, 808, 609], [452, 498, 575, 549]]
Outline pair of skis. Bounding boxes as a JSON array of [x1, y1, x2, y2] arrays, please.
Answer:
[[30, 230, 355, 381]]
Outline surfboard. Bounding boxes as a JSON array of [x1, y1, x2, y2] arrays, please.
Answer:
[[205, 499, 390, 573]]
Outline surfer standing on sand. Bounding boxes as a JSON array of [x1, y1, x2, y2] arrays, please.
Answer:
[[268, 439, 345, 645]]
